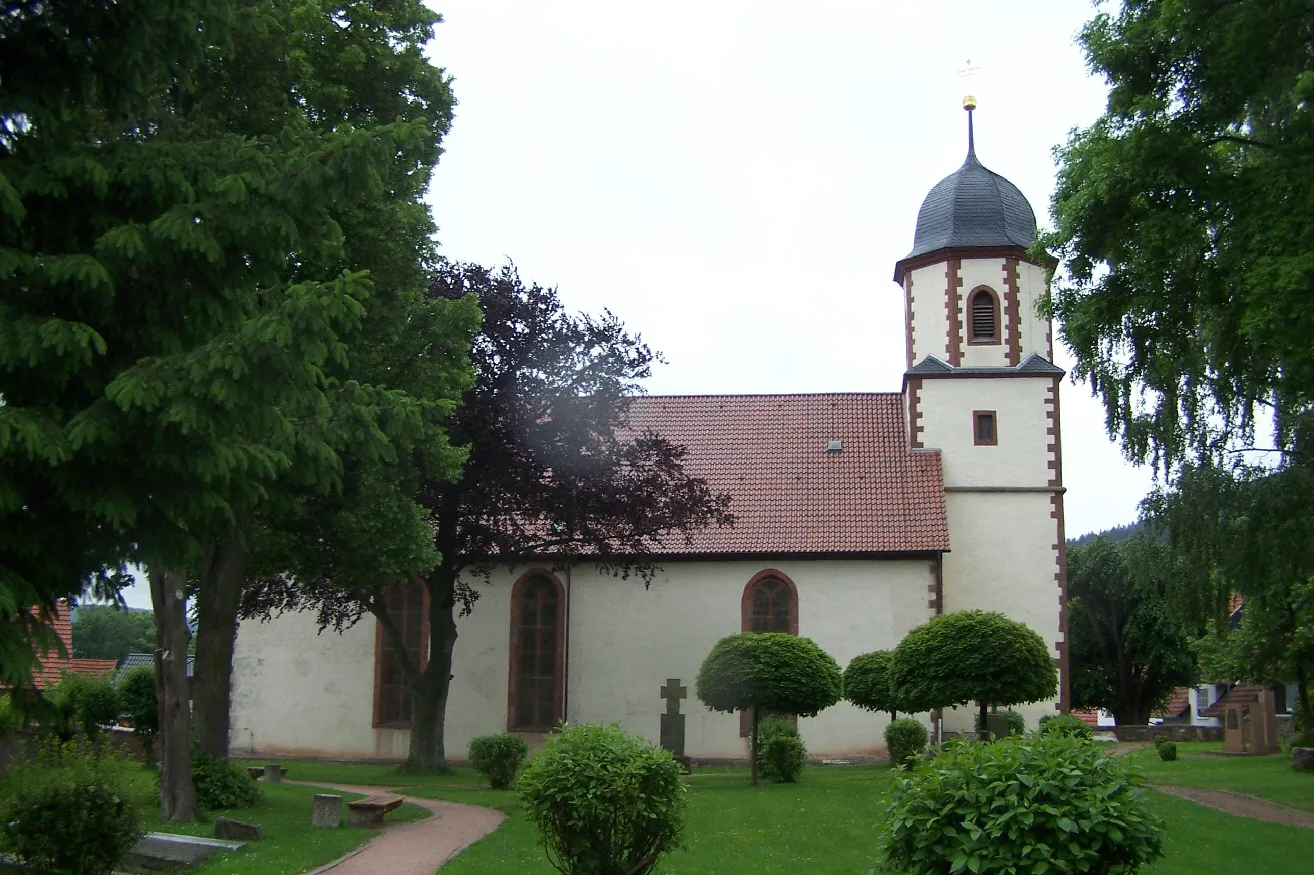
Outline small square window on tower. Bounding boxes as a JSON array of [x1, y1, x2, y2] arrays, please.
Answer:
[[973, 410, 997, 446]]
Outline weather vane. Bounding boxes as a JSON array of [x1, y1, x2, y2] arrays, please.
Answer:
[[957, 58, 982, 110]]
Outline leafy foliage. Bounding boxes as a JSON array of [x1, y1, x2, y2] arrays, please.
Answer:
[[1158, 742, 1178, 762], [890, 611, 1057, 740], [516, 723, 686, 875], [1037, 714, 1093, 740], [884, 719, 929, 768], [973, 708, 1026, 739], [116, 665, 158, 757], [190, 754, 262, 811], [1068, 534, 1199, 724], [1041, 0, 1314, 466], [0, 693, 21, 735], [0, 738, 144, 875], [697, 633, 843, 718], [46, 672, 120, 740], [843, 650, 901, 717], [760, 734, 807, 784], [71, 606, 155, 661], [468, 733, 528, 790], [243, 262, 730, 770], [878, 734, 1164, 875]]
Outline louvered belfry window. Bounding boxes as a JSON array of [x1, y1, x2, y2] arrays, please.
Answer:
[[969, 289, 998, 343]]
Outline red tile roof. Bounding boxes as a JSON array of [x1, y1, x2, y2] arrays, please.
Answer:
[[1202, 684, 1267, 719], [627, 393, 948, 555], [29, 602, 118, 690], [1154, 687, 1192, 719], [1070, 707, 1100, 726]]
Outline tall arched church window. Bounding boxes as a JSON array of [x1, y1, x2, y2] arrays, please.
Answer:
[[373, 578, 428, 728], [968, 287, 1001, 345], [508, 572, 565, 732], [740, 571, 799, 735]]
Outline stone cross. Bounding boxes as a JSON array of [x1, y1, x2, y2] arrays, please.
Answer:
[[659, 678, 687, 757]]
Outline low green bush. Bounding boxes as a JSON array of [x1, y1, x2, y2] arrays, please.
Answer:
[[753, 715, 800, 779], [1152, 734, 1169, 750], [760, 734, 807, 783], [1158, 741, 1178, 762], [879, 734, 1164, 875], [884, 718, 929, 767], [1284, 729, 1314, 751], [0, 693, 22, 735], [1037, 713, 1093, 740], [0, 738, 144, 875], [516, 723, 686, 875], [469, 733, 529, 789], [973, 708, 1025, 739], [46, 672, 120, 740], [192, 753, 262, 810], [116, 665, 158, 760]]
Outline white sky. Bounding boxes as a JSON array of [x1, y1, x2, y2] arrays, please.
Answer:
[[120, 0, 1154, 609]]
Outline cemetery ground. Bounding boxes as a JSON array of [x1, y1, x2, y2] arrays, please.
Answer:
[[248, 747, 1314, 875]]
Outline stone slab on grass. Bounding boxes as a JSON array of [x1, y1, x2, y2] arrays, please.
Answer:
[[123, 832, 245, 871]]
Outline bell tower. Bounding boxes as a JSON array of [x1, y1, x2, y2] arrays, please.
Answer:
[[895, 100, 1069, 727]]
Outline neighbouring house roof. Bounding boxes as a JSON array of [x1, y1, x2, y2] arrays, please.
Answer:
[[29, 603, 118, 690], [1154, 687, 1192, 719], [1202, 684, 1268, 719], [1070, 707, 1100, 726], [114, 652, 193, 683], [623, 393, 949, 555]]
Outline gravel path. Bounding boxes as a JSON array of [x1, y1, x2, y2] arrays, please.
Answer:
[[294, 782, 505, 874], [1152, 785, 1314, 829]]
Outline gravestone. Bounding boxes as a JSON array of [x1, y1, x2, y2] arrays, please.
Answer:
[[264, 763, 283, 783], [660, 678, 693, 773], [124, 832, 245, 870], [312, 793, 343, 829], [213, 816, 262, 841]]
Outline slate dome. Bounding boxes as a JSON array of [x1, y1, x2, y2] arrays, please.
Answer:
[[903, 110, 1037, 260]]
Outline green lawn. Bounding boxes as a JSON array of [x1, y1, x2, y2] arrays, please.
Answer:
[[1124, 742, 1314, 812], [218, 755, 1314, 875], [122, 766, 430, 875]]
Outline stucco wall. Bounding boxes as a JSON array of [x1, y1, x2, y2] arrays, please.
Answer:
[[230, 558, 938, 762], [916, 377, 1053, 488]]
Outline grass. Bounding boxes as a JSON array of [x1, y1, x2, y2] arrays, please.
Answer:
[[120, 765, 431, 875], [1124, 741, 1314, 812]]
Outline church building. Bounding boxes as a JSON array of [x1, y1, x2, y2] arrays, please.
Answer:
[[230, 104, 1069, 761]]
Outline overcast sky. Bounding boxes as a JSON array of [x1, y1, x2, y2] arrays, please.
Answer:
[[120, 0, 1153, 609]]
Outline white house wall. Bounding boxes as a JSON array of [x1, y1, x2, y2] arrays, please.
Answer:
[[230, 557, 938, 762]]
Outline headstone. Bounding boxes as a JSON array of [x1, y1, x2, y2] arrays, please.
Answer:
[[124, 832, 245, 870], [312, 793, 343, 829], [1292, 747, 1314, 773], [264, 762, 283, 783], [659, 678, 687, 757], [214, 816, 262, 841]]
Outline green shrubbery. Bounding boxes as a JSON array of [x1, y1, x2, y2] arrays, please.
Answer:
[[973, 708, 1026, 739], [191, 753, 262, 810], [1152, 734, 1169, 750], [884, 718, 929, 767], [879, 734, 1164, 875], [0, 693, 21, 735], [1037, 713, 1094, 740], [469, 733, 529, 789], [1158, 741, 1178, 762], [0, 738, 144, 875], [756, 719, 806, 783], [843, 650, 901, 718], [516, 723, 686, 875], [116, 665, 159, 761], [46, 672, 120, 740]]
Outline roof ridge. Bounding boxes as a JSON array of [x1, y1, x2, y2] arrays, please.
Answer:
[[633, 391, 904, 400]]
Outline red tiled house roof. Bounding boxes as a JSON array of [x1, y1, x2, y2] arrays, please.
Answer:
[[626, 393, 948, 555], [29, 602, 118, 690], [1153, 687, 1192, 720], [1202, 685, 1267, 719]]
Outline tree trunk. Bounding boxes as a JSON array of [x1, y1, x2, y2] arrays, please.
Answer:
[[151, 568, 197, 822], [889, 710, 897, 723], [406, 572, 458, 772], [193, 533, 248, 758], [750, 705, 760, 786], [978, 701, 989, 742]]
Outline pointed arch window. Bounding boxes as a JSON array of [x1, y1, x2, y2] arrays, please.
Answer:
[[508, 572, 565, 732], [740, 570, 799, 735], [373, 579, 428, 728], [968, 287, 1001, 345]]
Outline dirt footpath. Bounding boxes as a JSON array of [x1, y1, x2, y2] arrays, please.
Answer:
[[1152, 785, 1314, 829]]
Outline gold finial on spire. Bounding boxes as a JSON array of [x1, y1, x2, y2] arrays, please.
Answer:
[[963, 95, 977, 110]]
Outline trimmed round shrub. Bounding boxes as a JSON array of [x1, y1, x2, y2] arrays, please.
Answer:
[[879, 734, 1165, 875], [0, 739, 144, 875], [760, 730, 807, 783], [1037, 713, 1094, 740], [192, 753, 262, 810], [754, 716, 801, 781], [890, 610, 1057, 741], [885, 718, 929, 767], [1152, 735, 1169, 750], [469, 733, 529, 789], [516, 723, 686, 875], [973, 708, 1026, 739], [843, 650, 901, 717], [1158, 741, 1178, 762]]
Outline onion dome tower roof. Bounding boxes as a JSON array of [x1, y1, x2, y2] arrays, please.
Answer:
[[902, 103, 1037, 261]]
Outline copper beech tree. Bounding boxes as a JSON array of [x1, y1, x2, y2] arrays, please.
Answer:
[[243, 262, 733, 771]]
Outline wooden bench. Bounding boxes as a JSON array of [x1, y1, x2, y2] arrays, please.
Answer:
[[347, 793, 405, 828]]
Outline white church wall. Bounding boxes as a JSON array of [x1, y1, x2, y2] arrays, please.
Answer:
[[957, 258, 1008, 369], [939, 490, 1062, 734], [908, 262, 948, 365], [230, 557, 938, 761], [916, 377, 1053, 488], [1017, 261, 1051, 360]]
